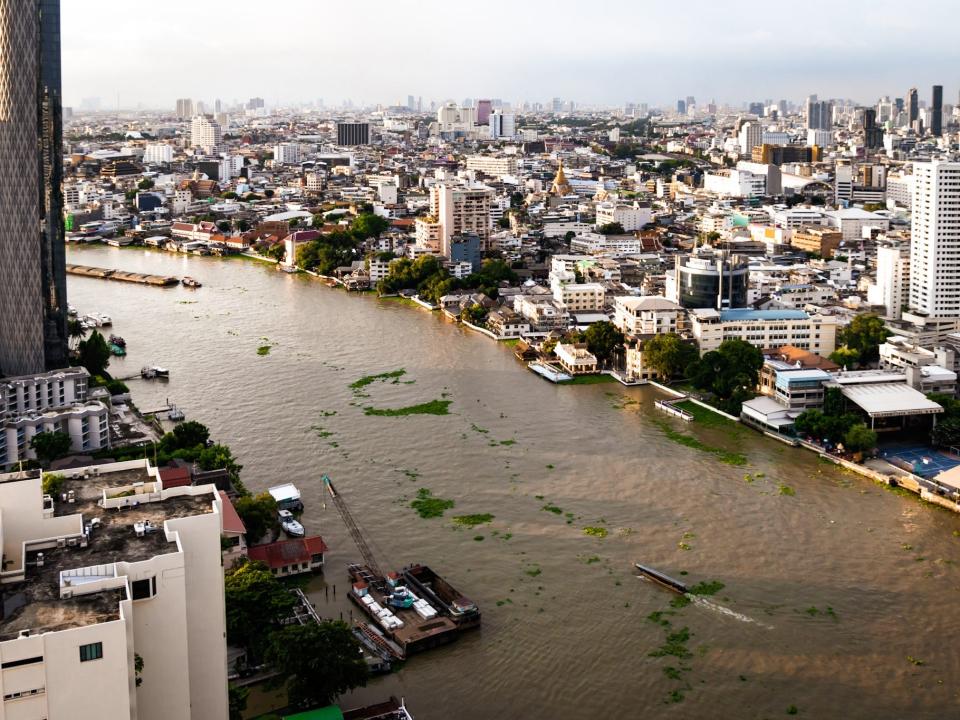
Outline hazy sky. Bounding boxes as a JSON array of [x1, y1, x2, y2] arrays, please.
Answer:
[[61, 0, 960, 109]]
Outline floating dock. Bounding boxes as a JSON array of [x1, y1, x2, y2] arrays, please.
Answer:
[[66, 263, 180, 287], [528, 362, 573, 383], [634, 563, 688, 594]]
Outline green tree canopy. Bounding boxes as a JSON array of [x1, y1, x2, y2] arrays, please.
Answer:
[[584, 321, 625, 365], [77, 330, 111, 376], [642, 333, 699, 380], [224, 558, 296, 655], [598, 222, 625, 235], [30, 431, 72, 464], [351, 213, 389, 240], [931, 417, 960, 448], [234, 492, 279, 543], [843, 423, 877, 453], [829, 346, 860, 369], [171, 421, 210, 449], [265, 621, 368, 710], [688, 339, 764, 413], [837, 314, 890, 364]]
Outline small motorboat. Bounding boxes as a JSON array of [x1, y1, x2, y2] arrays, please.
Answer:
[[68, 304, 78, 317], [278, 509, 305, 537], [109, 343, 126, 357], [141, 365, 170, 379], [182, 276, 202, 288], [109, 334, 126, 348]]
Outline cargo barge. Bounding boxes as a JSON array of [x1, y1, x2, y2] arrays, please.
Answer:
[[347, 563, 478, 658]]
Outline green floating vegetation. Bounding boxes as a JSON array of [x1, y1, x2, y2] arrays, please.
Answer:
[[410, 488, 454, 519], [649, 626, 692, 659], [473, 535, 485, 542], [688, 580, 725, 596], [363, 399, 452, 417], [498, 439, 517, 446], [787, 705, 799, 715], [654, 420, 746, 466], [256, 345, 272, 356], [545, 464, 555, 470], [673, 399, 736, 428], [670, 595, 691, 609], [349, 368, 407, 391], [470, 423, 489, 434], [319, 410, 337, 417], [541, 504, 563, 515], [907, 655, 925, 666], [583, 526, 609, 538], [402, 469, 420, 480], [525, 566, 542, 577], [310, 425, 333, 438], [452, 513, 494, 528], [778, 483, 796, 496]]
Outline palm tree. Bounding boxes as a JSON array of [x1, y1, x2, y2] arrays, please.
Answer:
[[68, 318, 85, 350]]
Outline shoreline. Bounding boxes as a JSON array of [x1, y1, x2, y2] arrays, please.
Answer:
[[67, 242, 960, 515]]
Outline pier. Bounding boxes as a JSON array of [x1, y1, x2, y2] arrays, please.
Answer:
[[66, 263, 180, 287]]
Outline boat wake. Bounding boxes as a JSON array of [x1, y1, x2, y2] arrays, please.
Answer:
[[688, 595, 774, 630]]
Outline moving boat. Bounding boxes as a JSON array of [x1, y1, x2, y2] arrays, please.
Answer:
[[109, 343, 126, 357], [279, 509, 305, 537], [109, 334, 126, 348], [182, 276, 202, 288]]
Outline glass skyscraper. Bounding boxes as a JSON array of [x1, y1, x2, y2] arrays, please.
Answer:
[[0, 0, 68, 376]]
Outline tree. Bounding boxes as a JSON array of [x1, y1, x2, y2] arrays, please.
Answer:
[[351, 213, 389, 240], [584, 321, 625, 365], [932, 417, 960, 448], [265, 621, 369, 710], [30, 432, 72, 464], [461, 303, 487, 325], [198, 443, 244, 489], [137, 178, 154, 190], [68, 318, 85, 350], [77, 330, 111, 376], [688, 339, 763, 413], [171, 420, 210, 449], [822, 387, 846, 417], [642, 333, 698, 380], [598, 222, 625, 235], [234, 492, 279, 543], [829, 346, 860, 369], [228, 685, 249, 720], [844, 423, 877, 453], [837, 314, 890, 364], [224, 558, 296, 654]]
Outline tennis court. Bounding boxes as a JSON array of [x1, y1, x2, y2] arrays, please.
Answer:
[[881, 444, 960, 478]]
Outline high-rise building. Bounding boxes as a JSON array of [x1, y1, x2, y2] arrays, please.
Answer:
[[908, 87, 919, 125], [430, 184, 494, 254], [806, 95, 833, 130], [738, 121, 762, 155], [336, 121, 370, 146], [273, 142, 301, 165], [671, 250, 750, 310], [861, 107, 883, 149], [676, 99, 687, 115], [489, 110, 515, 139], [175, 97, 193, 119], [247, 96, 264, 110], [190, 114, 223, 155], [0, 0, 69, 377], [910, 161, 960, 316], [476, 99, 492, 125], [931, 85, 943, 136]]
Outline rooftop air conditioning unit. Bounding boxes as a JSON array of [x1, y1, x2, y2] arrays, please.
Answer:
[[35, 553, 44, 567], [18, 629, 30, 638], [56, 537, 66, 548]]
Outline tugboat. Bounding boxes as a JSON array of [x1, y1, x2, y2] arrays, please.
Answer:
[[182, 276, 202, 288]]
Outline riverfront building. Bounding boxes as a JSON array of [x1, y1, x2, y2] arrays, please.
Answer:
[[688, 308, 839, 356], [0, 0, 69, 377], [0, 459, 229, 719]]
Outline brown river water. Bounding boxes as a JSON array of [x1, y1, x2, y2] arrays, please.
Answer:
[[66, 245, 960, 719]]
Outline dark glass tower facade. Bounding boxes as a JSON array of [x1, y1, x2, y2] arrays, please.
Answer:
[[0, 0, 68, 377], [931, 85, 943, 136]]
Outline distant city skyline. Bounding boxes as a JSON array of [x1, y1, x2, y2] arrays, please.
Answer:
[[61, 0, 960, 111]]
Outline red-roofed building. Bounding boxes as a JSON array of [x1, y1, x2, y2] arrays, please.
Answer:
[[159, 466, 192, 489], [219, 491, 248, 568], [248, 536, 328, 576]]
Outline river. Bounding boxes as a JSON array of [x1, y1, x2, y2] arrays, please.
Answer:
[[66, 244, 960, 719]]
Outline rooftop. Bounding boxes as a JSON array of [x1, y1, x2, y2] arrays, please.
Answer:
[[839, 383, 943, 418], [719, 309, 809, 322]]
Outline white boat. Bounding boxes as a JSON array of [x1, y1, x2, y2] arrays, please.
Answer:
[[141, 365, 170, 379], [83, 313, 112, 327], [278, 509, 305, 537], [168, 405, 185, 421], [68, 304, 78, 317]]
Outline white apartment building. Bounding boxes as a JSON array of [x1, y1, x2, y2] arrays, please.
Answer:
[[273, 143, 301, 166], [688, 308, 838, 355], [142, 144, 173, 165], [595, 202, 652, 232], [1, 401, 109, 469], [910, 160, 960, 317], [868, 244, 910, 320], [770, 284, 837, 309], [1, 368, 90, 416], [465, 156, 518, 177], [807, 129, 833, 147], [190, 115, 223, 155], [430, 184, 493, 254], [488, 111, 515, 139], [413, 217, 442, 253], [886, 172, 914, 209], [738, 121, 762, 155], [551, 282, 605, 312], [825, 208, 890, 242], [570, 234, 642, 254], [513, 295, 570, 332], [554, 343, 598, 375], [0, 459, 229, 720], [613, 296, 682, 336], [703, 168, 767, 198]]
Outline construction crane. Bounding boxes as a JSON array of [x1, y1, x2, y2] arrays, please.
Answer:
[[322, 474, 385, 584]]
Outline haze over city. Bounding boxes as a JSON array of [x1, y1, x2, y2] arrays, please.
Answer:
[[62, 0, 960, 108]]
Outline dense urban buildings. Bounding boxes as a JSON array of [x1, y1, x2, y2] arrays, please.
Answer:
[[0, 0, 68, 377]]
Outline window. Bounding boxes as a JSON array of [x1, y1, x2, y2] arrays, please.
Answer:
[[131, 577, 156, 600], [79, 642, 102, 662]]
